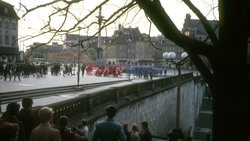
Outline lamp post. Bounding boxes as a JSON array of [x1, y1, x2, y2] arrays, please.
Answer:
[[77, 27, 81, 88], [163, 52, 188, 129]]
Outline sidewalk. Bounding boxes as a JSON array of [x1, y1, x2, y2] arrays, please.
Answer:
[[0, 75, 152, 113], [0, 75, 128, 92]]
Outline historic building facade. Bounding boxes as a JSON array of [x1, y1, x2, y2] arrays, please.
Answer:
[[182, 13, 219, 68], [0, 1, 19, 62]]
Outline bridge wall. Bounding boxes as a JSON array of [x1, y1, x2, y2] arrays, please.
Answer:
[[36, 73, 206, 138], [89, 75, 206, 138]]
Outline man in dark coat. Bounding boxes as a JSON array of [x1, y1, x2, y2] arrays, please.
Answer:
[[14, 63, 22, 81], [17, 97, 38, 141], [1, 102, 25, 141], [4, 62, 12, 81]]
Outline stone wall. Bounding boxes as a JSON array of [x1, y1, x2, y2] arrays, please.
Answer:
[[88, 76, 206, 139]]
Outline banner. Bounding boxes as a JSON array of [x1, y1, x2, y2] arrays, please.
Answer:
[[86, 64, 124, 77]]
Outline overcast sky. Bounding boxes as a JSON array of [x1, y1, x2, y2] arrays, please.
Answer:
[[3, 0, 218, 50]]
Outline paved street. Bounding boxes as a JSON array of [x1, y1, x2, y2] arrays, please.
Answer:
[[0, 69, 197, 112], [0, 74, 149, 112]]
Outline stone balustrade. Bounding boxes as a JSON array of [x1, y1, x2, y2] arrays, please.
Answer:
[[32, 73, 198, 125]]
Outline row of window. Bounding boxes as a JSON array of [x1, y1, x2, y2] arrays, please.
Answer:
[[136, 48, 152, 52], [0, 21, 17, 30], [0, 34, 17, 45], [136, 54, 152, 58]]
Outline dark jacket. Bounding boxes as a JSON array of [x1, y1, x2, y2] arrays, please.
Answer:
[[17, 109, 38, 141], [139, 128, 152, 141], [1, 112, 26, 141]]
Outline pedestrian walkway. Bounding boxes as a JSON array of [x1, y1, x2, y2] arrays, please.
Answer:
[[0, 75, 128, 92], [0, 75, 155, 113]]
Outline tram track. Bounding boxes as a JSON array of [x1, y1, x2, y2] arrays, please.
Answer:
[[0, 80, 130, 104]]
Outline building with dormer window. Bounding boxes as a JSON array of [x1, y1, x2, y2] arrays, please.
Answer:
[[0, 0, 19, 62]]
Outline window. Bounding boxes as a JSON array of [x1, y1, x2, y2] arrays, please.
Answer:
[[5, 22, 9, 29], [11, 23, 16, 30], [12, 36, 16, 45], [5, 29, 9, 34], [5, 35, 9, 44], [4, 8, 8, 14]]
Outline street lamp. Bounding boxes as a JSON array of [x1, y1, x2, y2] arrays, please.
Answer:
[[77, 27, 81, 88], [163, 51, 188, 129]]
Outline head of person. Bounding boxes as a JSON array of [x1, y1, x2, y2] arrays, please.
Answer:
[[0, 122, 19, 141], [141, 121, 148, 130], [22, 97, 33, 109], [122, 123, 128, 130], [39, 107, 53, 123], [105, 105, 116, 118], [131, 123, 138, 132], [6, 102, 20, 116], [81, 119, 87, 126], [58, 116, 69, 129]]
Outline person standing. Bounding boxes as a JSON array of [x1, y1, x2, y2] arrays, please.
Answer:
[[79, 119, 89, 139], [17, 97, 38, 141], [0, 122, 20, 141], [14, 63, 22, 81], [92, 105, 127, 141], [0, 61, 4, 79], [57, 116, 78, 141], [139, 121, 152, 141], [81, 64, 86, 77], [123, 123, 131, 141], [4, 62, 12, 81], [30, 107, 61, 141], [131, 123, 139, 141], [1, 102, 25, 141]]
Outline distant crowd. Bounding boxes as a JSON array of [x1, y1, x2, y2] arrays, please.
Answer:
[[0, 61, 169, 82], [0, 97, 158, 141], [0, 62, 85, 81]]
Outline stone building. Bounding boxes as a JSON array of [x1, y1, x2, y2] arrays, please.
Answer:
[[28, 39, 95, 64], [102, 25, 155, 66], [0, 1, 19, 62], [182, 13, 219, 68], [182, 13, 218, 42]]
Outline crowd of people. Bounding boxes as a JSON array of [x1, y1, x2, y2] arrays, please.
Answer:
[[0, 61, 170, 82], [0, 97, 156, 141], [126, 64, 167, 80], [0, 61, 128, 81], [0, 61, 84, 80]]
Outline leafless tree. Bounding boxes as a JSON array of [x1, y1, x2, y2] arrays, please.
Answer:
[[19, 0, 249, 140]]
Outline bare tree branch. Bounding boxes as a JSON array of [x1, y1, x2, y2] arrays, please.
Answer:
[[21, 1, 60, 18], [145, 15, 162, 51], [135, 0, 213, 80], [182, 0, 218, 47], [136, 0, 214, 56]]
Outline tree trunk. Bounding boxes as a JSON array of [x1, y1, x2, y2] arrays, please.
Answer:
[[210, 67, 249, 140], [211, 0, 249, 140]]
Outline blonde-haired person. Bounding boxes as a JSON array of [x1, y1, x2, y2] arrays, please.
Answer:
[[131, 123, 139, 141], [30, 107, 61, 141]]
